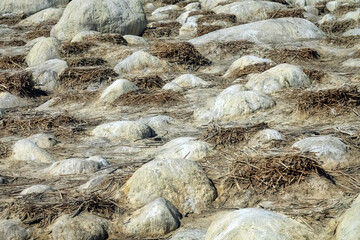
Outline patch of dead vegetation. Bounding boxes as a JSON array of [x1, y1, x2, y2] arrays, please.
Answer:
[[324, 36, 360, 48], [196, 25, 223, 37], [142, 23, 181, 39], [303, 69, 328, 83], [24, 20, 57, 40], [225, 63, 273, 79], [295, 86, 360, 115], [0, 72, 35, 97], [332, 4, 359, 15], [52, 90, 99, 105], [129, 75, 165, 89], [354, 50, 360, 58], [0, 55, 26, 69], [84, 34, 127, 45], [66, 57, 106, 67], [202, 123, 268, 149], [212, 40, 254, 55], [269, 8, 304, 19], [114, 89, 183, 106], [267, 48, 320, 63], [0, 14, 26, 25], [59, 68, 118, 88], [150, 42, 211, 70], [225, 153, 334, 193], [60, 42, 96, 58], [161, 0, 183, 4], [0, 40, 26, 47], [188, 10, 215, 17], [268, 0, 290, 4], [319, 19, 357, 34], [0, 143, 11, 159], [177, 1, 197, 7], [198, 13, 237, 24]]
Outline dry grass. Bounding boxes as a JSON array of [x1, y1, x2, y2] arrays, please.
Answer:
[[59, 68, 118, 88], [52, 90, 99, 105], [225, 62, 273, 79], [84, 34, 127, 45], [60, 42, 96, 57], [320, 19, 357, 34], [269, 8, 304, 18], [150, 42, 211, 70], [114, 89, 183, 106], [267, 48, 320, 63], [0, 14, 26, 25], [66, 57, 106, 67], [303, 69, 327, 83], [0, 72, 35, 97], [0, 55, 26, 69], [0, 143, 11, 159], [354, 50, 360, 58], [324, 36, 360, 48], [24, 21, 57, 40], [188, 10, 215, 17], [196, 25, 223, 37], [226, 153, 334, 193], [295, 86, 360, 115], [213, 40, 254, 55], [0, 40, 26, 47], [177, 1, 197, 7], [198, 13, 237, 24], [142, 22, 181, 39], [202, 123, 268, 149], [129, 75, 165, 89]]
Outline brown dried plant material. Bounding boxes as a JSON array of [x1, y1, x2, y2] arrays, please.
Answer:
[[60, 42, 96, 57], [213, 40, 254, 55], [188, 10, 215, 17], [0, 55, 26, 69], [197, 14, 237, 24], [59, 68, 118, 88], [0, 13, 26, 25], [0, 72, 35, 97], [129, 75, 165, 89], [0, 143, 11, 159], [324, 36, 360, 48], [52, 90, 100, 105], [114, 89, 183, 106], [267, 48, 320, 63], [303, 69, 327, 83], [196, 25, 223, 37], [320, 19, 357, 34], [142, 23, 181, 39], [66, 57, 106, 67], [84, 34, 127, 45], [225, 63, 273, 79], [0, 40, 26, 47], [269, 8, 304, 19]]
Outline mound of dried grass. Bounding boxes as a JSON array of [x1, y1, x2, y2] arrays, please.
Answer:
[[296, 86, 360, 115], [177, 1, 197, 7], [59, 68, 118, 88], [269, 8, 304, 18], [60, 42, 96, 57], [129, 75, 165, 89], [320, 19, 357, 34], [303, 69, 327, 83], [84, 34, 127, 45], [66, 57, 106, 67], [225, 62, 273, 79], [213, 40, 254, 55], [24, 21, 57, 40], [267, 48, 320, 63], [226, 154, 334, 193], [0, 14, 26, 25], [0, 40, 26, 47], [161, 0, 183, 4], [0, 55, 26, 69], [324, 36, 360, 48], [52, 90, 99, 105], [188, 10, 215, 17], [150, 42, 211, 69], [202, 123, 268, 149], [0, 72, 35, 97], [142, 23, 181, 39], [114, 89, 183, 106], [198, 14, 237, 24], [196, 25, 223, 37]]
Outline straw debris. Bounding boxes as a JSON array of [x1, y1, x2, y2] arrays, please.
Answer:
[[84, 34, 127, 45], [303, 69, 327, 83], [196, 25, 223, 37], [226, 62, 273, 79], [0, 143, 11, 159], [0, 55, 26, 69], [0, 72, 35, 97], [0, 40, 26, 47], [66, 57, 106, 67], [114, 89, 183, 106], [0, 14, 26, 25], [198, 14, 237, 24], [142, 23, 181, 39], [324, 36, 360, 48], [129, 75, 165, 89], [213, 40, 254, 55], [267, 48, 320, 63], [24, 21, 56, 40], [188, 10, 215, 17], [52, 90, 99, 105], [320, 19, 357, 34], [269, 8, 304, 18], [60, 42, 96, 57]]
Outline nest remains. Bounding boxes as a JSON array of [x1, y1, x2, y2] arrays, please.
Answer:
[[129, 75, 165, 89], [66, 57, 106, 67], [269, 8, 304, 18], [52, 90, 99, 105], [0, 55, 26, 69], [320, 19, 357, 34], [24, 21, 57, 40], [59, 68, 118, 88], [0, 72, 35, 97], [0, 143, 10, 159], [303, 69, 327, 83], [212, 40, 254, 55], [60, 42, 96, 57], [225, 62, 273, 79], [188, 10, 215, 17], [114, 89, 183, 106], [196, 25, 223, 37], [324, 36, 360, 48], [267, 48, 320, 63], [142, 22, 181, 39], [84, 34, 127, 45], [198, 14, 237, 24], [0, 14, 26, 25]]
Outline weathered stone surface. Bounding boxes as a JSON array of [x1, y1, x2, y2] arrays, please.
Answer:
[[0, 219, 32, 240], [123, 35, 149, 45], [26, 37, 61, 67], [20, 184, 53, 195], [71, 31, 100, 42], [343, 28, 360, 36], [151, 5, 180, 20], [140, 115, 173, 130], [205, 208, 312, 240], [99, 79, 138, 104], [0, 0, 68, 15], [122, 198, 181, 237], [0, 176, 8, 184], [248, 129, 283, 147], [27, 133, 58, 149], [17, 8, 64, 27], [121, 158, 217, 214], [52, 214, 109, 240], [336, 194, 360, 240], [51, 0, 147, 41], [162, 82, 185, 92], [12, 139, 55, 163], [0, 92, 26, 109], [172, 74, 209, 88], [170, 228, 207, 240], [79, 175, 108, 191]]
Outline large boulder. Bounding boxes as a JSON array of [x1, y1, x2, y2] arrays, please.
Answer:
[[51, 0, 147, 41], [0, 219, 32, 240], [26, 37, 61, 67], [99, 79, 138, 104], [336, 194, 360, 240], [205, 208, 311, 240], [248, 129, 283, 147], [213, 1, 286, 23], [0, 92, 26, 109], [245, 64, 311, 94], [172, 74, 209, 89], [12, 139, 55, 163], [170, 228, 207, 240], [189, 18, 326, 45], [52, 214, 109, 240], [16, 8, 64, 27], [121, 158, 217, 214], [0, 0, 68, 15], [122, 198, 182, 237]]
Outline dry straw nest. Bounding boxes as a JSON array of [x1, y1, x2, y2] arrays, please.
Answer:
[[324, 36, 360, 48], [196, 25, 223, 37], [303, 69, 327, 83], [52, 90, 100, 105], [84, 34, 128, 45], [25, 20, 57, 40], [114, 89, 183, 106], [142, 22, 181, 39], [320, 19, 357, 34], [0, 142, 11, 159], [211, 40, 254, 55], [0, 40, 26, 47], [0, 72, 35, 97], [226, 153, 335, 193], [267, 48, 320, 63], [268, 8, 304, 19], [66, 57, 106, 67], [0, 55, 27, 69], [197, 14, 237, 24], [60, 42, 96, 57], [150, 42, 211, 70], [225, 62, 273, 79], [202, 123, 268, 149], [188, 10, 215, 17], [129, 75, 165, 89], [0, 13, 26, 25]]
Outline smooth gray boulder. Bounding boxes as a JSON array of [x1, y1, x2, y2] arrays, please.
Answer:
[[0, 92, 26, 109], [336, 194, 360, 240], [12, 139, 55, 163], [170, 228, 207, 240], [16, 8, 64, 27], [26, 37, 61, 67], [172, 74, 209, 89], [99, 79, 138, 104], [20, 184, 53, 195], [248, 129, 283, 147], [0, 219, 32, 240], [121, 158, 217, 214], [51, 0, 147, 41], [27, 133, 58, 149], [0, 0, 68, 15]]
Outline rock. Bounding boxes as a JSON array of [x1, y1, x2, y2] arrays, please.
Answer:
[[16, 8, 64, 27], [318, 14, 336, 24], [123, 35, 149, 45], [342, 9, 360, 21], [200, 0, 234, 10], [179, 22, 198, 38], [122, 198, 181, 237], [79, 175, 107, 191], [326, 1, 340, 12], [121, 158, 217, 214], [213, 1, 286, 23], [51, 0, 147, 41], [0, 176, 8, 184], [25, 37, 61, 67], [172, 74, 209, 88], [157, 137, 211, 161], [304, 6, 318, 15], [45, 156, 109, 175], [71, 31, 100, 42], [223, 55, 274, 79], [292, 135, 348, 169], [92, 121, 155, 141], [177, 11, 192, 24], [162, 82, 185, 92], [140, 115, 173, 130], [0, 219, 32, 240], [114, 50, 168, 75], [343, 28, 360, 36], [27, 133, 58, 148], [12, 139, 55, 163], [0, 0, 68, 15], [189, 18, 326, 46], [205, 208, 311, 240], [25, 36, 46, 47], [0, 92, 26, 109], [52, 214, 109, 240], [151, 5, 180, 20], [145, 3, 156, 11], [336, 194, 360, 240], [342, 58, 360, 68], [185, 2, 201, 11], [20, 184, 53, 195], [245, 64, 311, 94], [170, 228, 207, 240], [248, 129, 283, 147], [99, 79, 138, 104]]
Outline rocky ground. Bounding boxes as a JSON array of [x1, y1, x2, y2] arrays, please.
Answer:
[[0, 0, 360, 239]]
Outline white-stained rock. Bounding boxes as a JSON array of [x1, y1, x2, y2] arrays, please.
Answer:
[[185, 2, 201, 11], [326, 1, 340, 12], [170, 228, 207, 240], [27, 133, 58, 148], [223, 55, 273, 79], [213, 1, 286, 23], [26, 37, 61, 67], [179, 22, 198, 38], [16, 8, 64, 27], [200, 0, 234, 10], [157, 137, 211, 161], [248, 129, 283, 147], [342, 58, 360, 68], [140, 115, 173, 130], [205, 208, 311, 240], [342, 9, 360, 21], [99, 79, 138, 104], [189, 18, 326, 45], [336, 194, 360, 240], [292, 135, 348, 169], [0, 219, 32, 240], [177, 11, 192, 24], [51, 0, 147, 41], [45, 156, 109, 175], [52, 214, 109, 240], [123, 35, 149, 45], [318, 14, 337, 24], [343, 28, 360, 36], [71, 31, 100, 42], [151, 5, 180, 20], [122, 198, 181, 237], [20, 184, 53, 195], [92, 121, 155, 141], [0, 0, 68, 15], [172, 74, 209, 88], [12, 139, 55, 163], [162, 82, 185, 92], [79, 175, 108, 191], [245, 64, 311, 94], [0, 92, 26, 109], [121, 158, 217, 214], [114, 51, 168, 75]]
